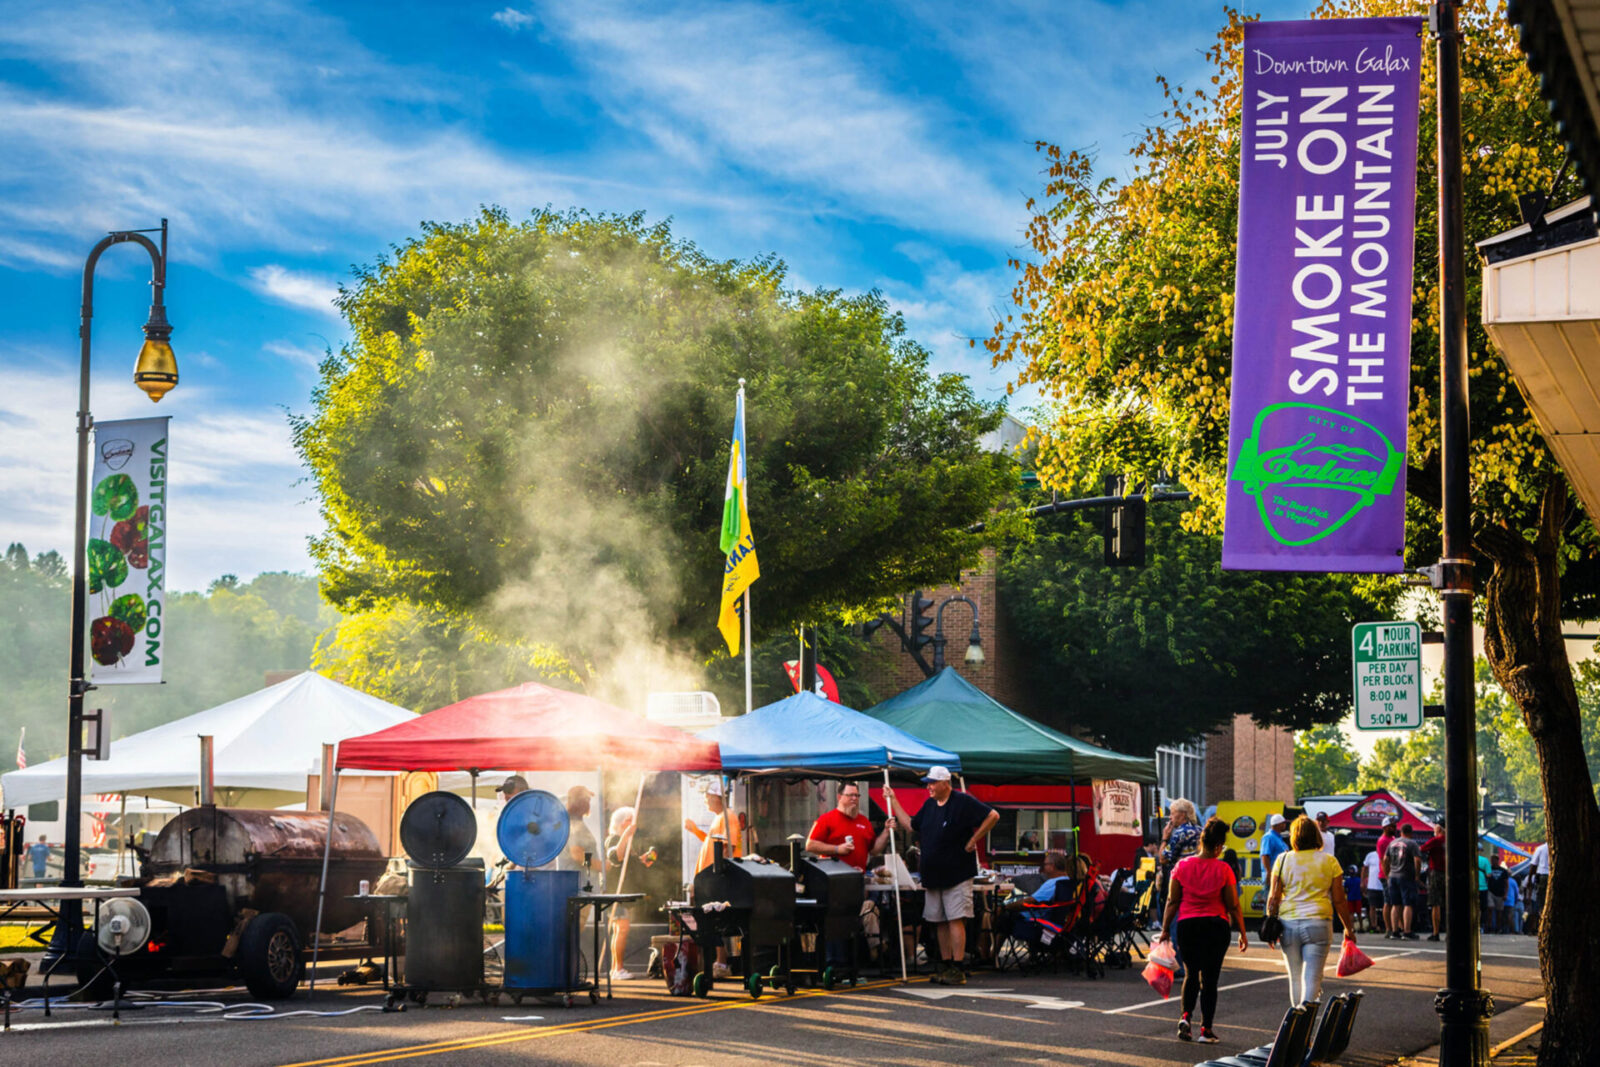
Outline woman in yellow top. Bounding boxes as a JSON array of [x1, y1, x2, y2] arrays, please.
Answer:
[[1265, 815, 1357, 1006]]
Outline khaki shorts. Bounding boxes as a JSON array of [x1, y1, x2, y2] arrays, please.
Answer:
[[923, 880, 974, 923]]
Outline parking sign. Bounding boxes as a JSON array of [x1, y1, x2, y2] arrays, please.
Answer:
[[1352, 621, 1422, 730]]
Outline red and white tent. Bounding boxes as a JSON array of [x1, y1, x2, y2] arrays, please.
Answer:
[[1322, 789, 1437, 833]]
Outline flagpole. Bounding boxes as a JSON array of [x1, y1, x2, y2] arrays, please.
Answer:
[[743, 589, 752, 715]]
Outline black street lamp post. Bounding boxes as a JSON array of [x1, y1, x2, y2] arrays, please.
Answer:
[[1429, 5, 1492, 1063], [931, 595, 983, 674], [44, 220, 177, 970]]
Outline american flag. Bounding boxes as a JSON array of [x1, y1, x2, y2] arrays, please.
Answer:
[[14, 727, 22, 770]]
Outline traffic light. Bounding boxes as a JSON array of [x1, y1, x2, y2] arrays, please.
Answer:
[[907, 591, 935, 651], [1103, 474, 1147, 567]]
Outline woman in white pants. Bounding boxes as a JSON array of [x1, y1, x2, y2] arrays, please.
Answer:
[[1264, 815, 1357, 1006]]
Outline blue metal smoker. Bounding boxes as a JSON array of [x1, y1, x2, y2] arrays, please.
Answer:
[[497, 788, 584, 1004]]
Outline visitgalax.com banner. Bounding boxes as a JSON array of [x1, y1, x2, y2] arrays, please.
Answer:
[[88, 416, 170, 684], [1222, 17, 1422, 572]]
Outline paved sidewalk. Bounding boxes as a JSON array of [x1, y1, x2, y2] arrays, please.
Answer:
[[1391, 994, 1545, 1067]]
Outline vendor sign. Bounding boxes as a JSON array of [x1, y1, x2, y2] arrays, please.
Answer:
[[1222, 18, 1423, 572], [88, 416, 170, 684], [1093, 779, 1142, 837]]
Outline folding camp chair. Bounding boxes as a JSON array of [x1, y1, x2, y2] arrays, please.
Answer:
[[1228, 996, 1344, 1067], [1193, 1002, 1314, 1067]]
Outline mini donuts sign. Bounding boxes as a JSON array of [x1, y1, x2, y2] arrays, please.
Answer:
[[88, 416, 169, 684], [1223, 18, 1423, 572]]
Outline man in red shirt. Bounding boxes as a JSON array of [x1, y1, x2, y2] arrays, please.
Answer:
[[806, 783, 889, 871], [1374, 817, 1399, 935], [1419, 825, 1446, 941]]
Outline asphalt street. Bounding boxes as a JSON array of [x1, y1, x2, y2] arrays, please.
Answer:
[[0, 934, 1545, 1066]]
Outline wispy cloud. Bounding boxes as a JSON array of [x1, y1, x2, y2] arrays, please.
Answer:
[[0, 355, 317, 589], [250, 266, 341, 318], [263, 339, 329, 370], [492, 8, 535, 31], [527, 0, 1024, 243]]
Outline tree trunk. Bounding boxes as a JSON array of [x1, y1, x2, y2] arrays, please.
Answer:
[[1478, 481, 1600, 1067]]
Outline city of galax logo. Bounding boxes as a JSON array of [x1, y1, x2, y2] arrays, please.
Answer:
[[1231, 403, 1404, 547]]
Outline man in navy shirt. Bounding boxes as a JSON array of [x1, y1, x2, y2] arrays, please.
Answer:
[[888, 766, 997, 986]]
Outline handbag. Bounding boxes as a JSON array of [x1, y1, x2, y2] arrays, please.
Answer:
[[1259, 914, 1284, 945]]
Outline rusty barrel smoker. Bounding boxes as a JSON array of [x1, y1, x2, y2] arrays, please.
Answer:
[[82, 806, 385, 999], [686, 843, 795, 998], [396, 791, 486, 1003]]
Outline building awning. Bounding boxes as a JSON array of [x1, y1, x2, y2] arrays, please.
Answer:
[[1508, 0, 1600, 214], [1479, 197, 1600, 521]]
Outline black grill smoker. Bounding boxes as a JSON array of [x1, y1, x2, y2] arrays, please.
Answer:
[[683, 842, 796, 997], [395, 791, 488, 1004]]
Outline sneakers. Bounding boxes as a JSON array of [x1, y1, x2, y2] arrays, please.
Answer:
[[712, 962, 732, 979], [1402, 931, 1420, 940], [1385, 932, 1401, 940], [1177, 1014, 1192, 1041], [945, 965, 967, 986], [1428, 934, 1441, 941], [1196, 1028, 1219, 1045], [610, 968, 635, 981]]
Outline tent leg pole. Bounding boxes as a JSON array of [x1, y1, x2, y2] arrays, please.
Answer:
[[605, 773, 648, 974], [883, 767, 907, 984], [310, 751, 340, 999]]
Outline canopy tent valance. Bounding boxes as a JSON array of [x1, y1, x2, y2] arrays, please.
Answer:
[[1322, 789, 1437, 832], [696, 691, 959, 778], [861, 668, 1156, 785], [335, 680, 722, 773], [1, 672, 416, 810]]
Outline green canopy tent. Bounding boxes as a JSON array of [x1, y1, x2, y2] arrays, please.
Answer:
[[861, 667, 1156, 785]]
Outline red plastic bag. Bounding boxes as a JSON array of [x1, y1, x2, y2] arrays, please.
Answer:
[[1143, 958, 1175, 997], [1148, 940, 1178, 971], [1336, 937, 1373, 977]]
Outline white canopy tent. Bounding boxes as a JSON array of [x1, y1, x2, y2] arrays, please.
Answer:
[[1, 672, 416, 810]]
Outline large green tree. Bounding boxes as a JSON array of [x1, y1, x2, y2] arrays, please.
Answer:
[[987, 4, 1599, 1060], [1296, 721, 1363, 797], [999, 502, 1392, 751], [295, 209, 1014, 697]]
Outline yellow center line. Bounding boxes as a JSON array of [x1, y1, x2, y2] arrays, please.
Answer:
[[278, 977, 920, 1067]]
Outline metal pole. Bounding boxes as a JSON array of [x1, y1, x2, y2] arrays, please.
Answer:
[[882, 768, 908, 983], [310, 746, 341, 999], [743, 589, 753, 715], [1432, 4, 1491, 1063], [47, 227, 166, 970]]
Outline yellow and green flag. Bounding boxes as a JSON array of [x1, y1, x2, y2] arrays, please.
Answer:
[[717, 388, 759, 654]]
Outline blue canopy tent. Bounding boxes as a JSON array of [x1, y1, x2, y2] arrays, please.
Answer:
[[1480, 830, 1532, 859], [696, 691, 960, 981], [698, 691, 961, 778]]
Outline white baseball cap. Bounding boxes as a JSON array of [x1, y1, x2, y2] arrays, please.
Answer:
[[704, 779, 724, 798], [921, 766, 952, 783], [1268, 813, 1287, 827]]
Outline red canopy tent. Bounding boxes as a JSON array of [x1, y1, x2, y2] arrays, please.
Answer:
[[335, 681, 722, 772], [313, 682, 721, 990], [1322, 789, 1437, 832]]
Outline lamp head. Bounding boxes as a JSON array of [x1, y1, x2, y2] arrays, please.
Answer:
[[134, 310, 177, 402], [964, 621, 984, 664]]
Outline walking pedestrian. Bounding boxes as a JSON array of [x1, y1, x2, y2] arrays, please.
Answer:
[[1383, 823, 1422, 939], [605, 806, 638, 980], [1502, 868, 1523, 934], [1160, 799, 1202, 978], [1155, 817, 1248, 1046], [1264, 815, 1357, 1007], [27, 834, 50, 881], [1486, 853, 1510, 935], [1260, 812, 1290, 875]]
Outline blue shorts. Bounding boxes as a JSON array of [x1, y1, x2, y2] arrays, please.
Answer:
[[1385, 875, 1418, 908]]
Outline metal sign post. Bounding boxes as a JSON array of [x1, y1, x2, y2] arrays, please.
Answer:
[[1352, 622, 1424, 731]]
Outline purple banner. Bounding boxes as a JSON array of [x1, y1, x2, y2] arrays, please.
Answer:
[[1222, 18, 1422, 573]]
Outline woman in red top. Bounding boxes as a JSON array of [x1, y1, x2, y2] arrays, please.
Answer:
[[1156, 817, 1249, 1045]]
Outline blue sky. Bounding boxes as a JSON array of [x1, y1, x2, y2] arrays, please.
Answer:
[[0, 0, 1314, 590]]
